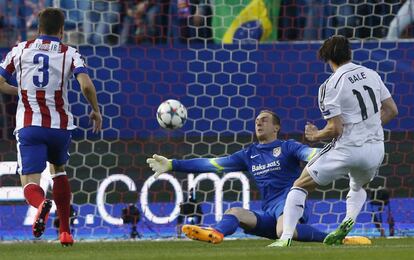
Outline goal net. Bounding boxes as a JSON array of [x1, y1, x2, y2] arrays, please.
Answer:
[[0, 0, 413, 241]]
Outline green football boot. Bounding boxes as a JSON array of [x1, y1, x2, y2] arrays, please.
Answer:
[[267, 238, 292, 247], [323, 218, 355, 245]]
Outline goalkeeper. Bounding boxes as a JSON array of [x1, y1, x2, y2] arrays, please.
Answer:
[[147, 110, 329, 244]]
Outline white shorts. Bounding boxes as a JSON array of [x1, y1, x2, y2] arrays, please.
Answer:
[[306, 141, 384, 190]]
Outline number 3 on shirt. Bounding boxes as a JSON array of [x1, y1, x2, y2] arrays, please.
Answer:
[[33, 53, 49, 88]]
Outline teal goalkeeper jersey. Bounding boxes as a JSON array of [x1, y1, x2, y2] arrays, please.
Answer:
[[172, 139, 318, 211]]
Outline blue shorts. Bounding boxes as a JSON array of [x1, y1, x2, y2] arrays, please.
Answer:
[[15, 126, 72, 175], [245, 199, 310, 239]]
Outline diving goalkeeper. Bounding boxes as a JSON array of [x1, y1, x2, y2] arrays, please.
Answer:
[[147, 110, 331, 244]]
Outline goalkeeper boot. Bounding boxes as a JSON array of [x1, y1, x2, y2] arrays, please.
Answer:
[[342, 236, 372, 245], [323, 218, 355, 245], [33, 199, 52, 238], [182, 225, 224, 244], [267, 238, 292, 247], [60, 232, 74, 247]]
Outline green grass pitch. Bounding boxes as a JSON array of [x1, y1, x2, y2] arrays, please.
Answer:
[[0, 238, 413, 260]]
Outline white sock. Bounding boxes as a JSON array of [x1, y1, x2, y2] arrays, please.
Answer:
[[280, 187, 308, 240], [344, 189, 367, 222]]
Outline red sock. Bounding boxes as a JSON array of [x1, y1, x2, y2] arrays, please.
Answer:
[[23, 183, 45, 208], [53, 174, 72, 234]]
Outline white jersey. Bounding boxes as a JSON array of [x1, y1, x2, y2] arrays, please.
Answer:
[[318, 62, 391, 146], [0, 35, 87, 132]]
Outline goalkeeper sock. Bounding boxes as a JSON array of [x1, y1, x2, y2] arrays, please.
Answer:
[[345, 189, 367, 221], [296, 224, 327, 242], [280, 187, 308, 240], [53, 173, 72, 234], [213, 214, 239, 236], [23, 183, 45, 207]]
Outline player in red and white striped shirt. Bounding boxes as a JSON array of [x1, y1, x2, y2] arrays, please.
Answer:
[[0, 8, 102, 246]]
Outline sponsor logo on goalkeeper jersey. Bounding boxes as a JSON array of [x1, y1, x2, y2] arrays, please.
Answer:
[[252, 160, 281, 176], [272, 147, 281, 157]]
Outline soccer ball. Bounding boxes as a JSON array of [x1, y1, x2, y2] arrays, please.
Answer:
[[156, 99, 187, 129]]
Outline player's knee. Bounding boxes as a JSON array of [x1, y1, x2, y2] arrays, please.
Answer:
[[293, 179, 303, 188], [349, 185, 361, 192], [50, 164, 65, 175], [348, 187, 367, 198], [349, 181, 368, 193], [292, 178, 308, 190], [224, 207, 245, 219], [293, 171, 317, 191], [20, 174, 42, 187]]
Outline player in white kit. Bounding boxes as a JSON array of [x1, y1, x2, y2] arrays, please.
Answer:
[[268, 35, 398, 247], [0, 8, 102, 246]]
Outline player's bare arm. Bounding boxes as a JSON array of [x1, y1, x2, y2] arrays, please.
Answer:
[[304, 116, 343, 142], [380, 97, 398, 125], [0, 76, 18, 95], [77, 73, 102, 133]]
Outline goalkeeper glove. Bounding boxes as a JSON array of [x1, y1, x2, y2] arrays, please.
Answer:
[[146, 154, 172, 179]]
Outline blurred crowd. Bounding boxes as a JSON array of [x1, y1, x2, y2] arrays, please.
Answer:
[[0, 0, 413, 47]]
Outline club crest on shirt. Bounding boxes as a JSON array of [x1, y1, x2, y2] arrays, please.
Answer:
[[273, 147, 281, 157]]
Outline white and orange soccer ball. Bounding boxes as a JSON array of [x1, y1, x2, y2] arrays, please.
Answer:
[[156, 99, 187, 129]]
